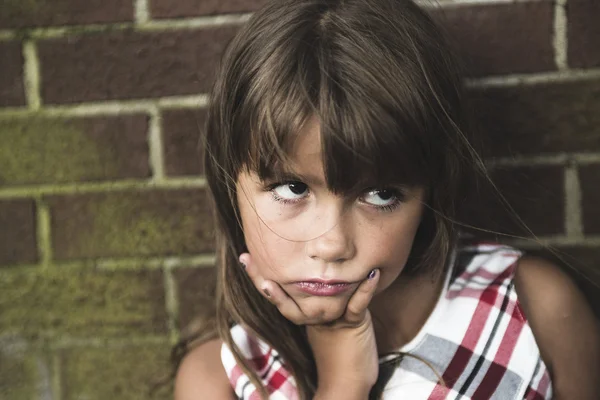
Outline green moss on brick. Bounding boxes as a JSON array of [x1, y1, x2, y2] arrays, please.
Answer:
[[86, 202, 200, 256], [0, 267, 167, 339], [0, 338, 44, 400], [50, 191, 213, 260], [61, 345, 172, 400], [0, 116, 119, 185]]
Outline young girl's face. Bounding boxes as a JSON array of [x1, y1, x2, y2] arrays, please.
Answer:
[[236, 118, 425, 322]]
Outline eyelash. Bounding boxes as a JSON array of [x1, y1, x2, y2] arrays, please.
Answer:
[[264, 181, 405, 213]]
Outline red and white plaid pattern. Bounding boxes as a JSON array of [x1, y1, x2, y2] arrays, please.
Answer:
[[221, 243, 552, 399]]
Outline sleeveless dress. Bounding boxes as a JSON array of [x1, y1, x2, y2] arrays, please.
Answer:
[[221, 243, 553, 399]]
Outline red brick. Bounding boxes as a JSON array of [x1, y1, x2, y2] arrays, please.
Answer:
[[0, 0, 134, 29], [463, 165, 565, 237], [0, 41, 26, 107], [150, 0, 268, 19], [175, 267, 216, 331], [0, 199, 37, 266], [48, 189, 214, 260], [38, 28, 239, 104], [162, 109, 206, 177], [579, 164, 600, 235], [469, 79, 600, 157], [434, 2, 555, 77], [568, 0, 600, 68], [0, 114, 150, 185], [0, 267, 167, 338]]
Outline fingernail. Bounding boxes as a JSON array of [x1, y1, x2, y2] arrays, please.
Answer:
[[263, 288, 271, 298], [368, 269, 377, 279]]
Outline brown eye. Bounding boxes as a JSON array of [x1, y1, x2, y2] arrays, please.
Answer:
[[362, 189, 399, 207], [272, 181, 309, 201]]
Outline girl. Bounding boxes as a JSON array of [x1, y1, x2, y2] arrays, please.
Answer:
[[174, 0, 600, 398]]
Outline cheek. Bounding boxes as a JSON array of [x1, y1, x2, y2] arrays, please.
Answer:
[[360, 215, 422, 287], [240, 207, 305, 278]]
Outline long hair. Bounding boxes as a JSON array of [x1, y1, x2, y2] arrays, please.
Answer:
[[192, 0, 485, 398]]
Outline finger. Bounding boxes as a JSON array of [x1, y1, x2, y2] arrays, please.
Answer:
[[239, 252, 265, 289], [345, 269, 380, 324], [260, 280, 306, 321], [239, 253, 307, 323]]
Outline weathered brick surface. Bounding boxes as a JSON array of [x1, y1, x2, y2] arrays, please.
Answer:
[[568, 0, 600, 68], [162, 109, 206, 177], [434, 2, 555, 77], [0, 114, 150, 186], [463, 166, 565, 237], [469, 79, 600, 157], [175, 266, 216, 331], [0, 41, 26, 107], [0, 0, 134, 29], [579, 164, 600, 235], [48, 189, 214, 260], [0, 267, 167, 338], [0, 344, 45, 400], [60, 344, 171, 400], [0, 199, 37, 266], [150, 0, 268, 19], [38, 28, 239, 104]]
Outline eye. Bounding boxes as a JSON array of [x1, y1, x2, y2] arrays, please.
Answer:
[[271, 181, 309, 203], [361, 188, 402, 210]]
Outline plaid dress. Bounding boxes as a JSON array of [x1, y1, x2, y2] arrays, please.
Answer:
[[221, 243, 553, 399]]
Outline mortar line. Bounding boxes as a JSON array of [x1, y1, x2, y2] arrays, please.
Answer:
[[22, 40, 42, 110], [96, 254, 216, 270], [419, 0, 541, 8], [164, 265, 181, 344], [36, 355, 53, 400], [0, 178, 206, 199], [0, 95, 208, 118], [51, 352, 62, 400], [138, 14, 252, 31], [488, 153, 600, 167], [49, 336, 172, 350], [135, 0, 150, 23], [148, 105, 166, 182], [0, 14, 251, 40], [35, 196, 53, 268], [564, 162, 584, 238], [466, 68, 600, 88], [0, 255, 215, 272], [553, 0, 569, 70]]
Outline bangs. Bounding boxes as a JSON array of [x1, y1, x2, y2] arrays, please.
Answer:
[[226, 0, 452, 194]]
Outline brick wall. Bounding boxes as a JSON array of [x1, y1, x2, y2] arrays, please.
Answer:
[[0, 0, 598, 398]]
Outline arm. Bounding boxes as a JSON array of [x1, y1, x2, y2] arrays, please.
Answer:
[[515, 256, 600, 400], [174, 338, 237, 400]]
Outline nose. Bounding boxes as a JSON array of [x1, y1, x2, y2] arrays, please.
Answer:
[[305, 209, 356, 263]]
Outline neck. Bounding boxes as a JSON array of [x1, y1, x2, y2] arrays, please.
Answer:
[[369, 267, 446, 354]]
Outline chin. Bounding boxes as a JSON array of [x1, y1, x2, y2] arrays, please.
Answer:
[[295, 295, 350, 323]]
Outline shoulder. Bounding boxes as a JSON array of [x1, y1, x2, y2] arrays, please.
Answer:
[[514, 255, 600, 399], [174, 338, 236, 400]]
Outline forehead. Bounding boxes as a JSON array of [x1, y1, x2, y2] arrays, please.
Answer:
[[288, 117, 322, 163]]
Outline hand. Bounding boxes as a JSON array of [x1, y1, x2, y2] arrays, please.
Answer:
[[239, 253, 380, 398]]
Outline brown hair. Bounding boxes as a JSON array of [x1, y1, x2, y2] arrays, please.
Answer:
[[181, 0, 486, 398]]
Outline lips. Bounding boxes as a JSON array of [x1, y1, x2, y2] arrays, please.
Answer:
[[293, 280, 354, 296]]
